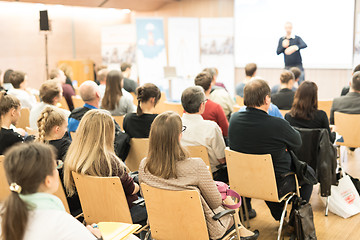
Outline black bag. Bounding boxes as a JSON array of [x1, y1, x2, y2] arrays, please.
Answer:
[[290, 150, 317, 186], [290, 196, 317, 240], [114, 126, 130, 161]]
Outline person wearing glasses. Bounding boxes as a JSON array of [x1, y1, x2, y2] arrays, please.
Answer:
[[180, 86, 228, 183]]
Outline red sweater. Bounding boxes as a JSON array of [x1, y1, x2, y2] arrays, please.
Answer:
[[201, 99, 229, 137]]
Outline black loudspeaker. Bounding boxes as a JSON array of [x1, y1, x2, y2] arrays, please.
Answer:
[[39, 10, 50, 31]]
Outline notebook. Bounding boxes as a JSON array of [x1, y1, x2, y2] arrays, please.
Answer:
[[98, 222, 141, 240]]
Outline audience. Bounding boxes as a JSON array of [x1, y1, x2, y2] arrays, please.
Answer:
[[2, 69, 14, 90], [59, 63, 75, 89], [229, 79, 313, 222], [236, 63, 257, 97], [285, 81, 336, 143], [0, 143, 101, 240], [195, 71, 229, 137], [340, 64, 360, 96], [121, 62, 138, 93], [271, 67, 300, 94], [101, 70, 135, 116], [7, 71, 37, 109], [97, 68, 108, 98], [64, 109, 147, 225], [330, 71, 360, 124], [50, 69, 75, 111], [271, 70, 296, 110], [30, 80, 70, 129], [180, 86, 227, 182], [123, 83, 161, 138], [139, 111, 258, 240]]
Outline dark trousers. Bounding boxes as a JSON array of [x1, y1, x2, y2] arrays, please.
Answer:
[[130, 204, 148, 225], [265, 174, 313, 221], [285, 64, 305, 85]]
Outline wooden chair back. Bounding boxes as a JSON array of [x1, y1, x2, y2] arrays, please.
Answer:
[[58, 97, 69, 111], [279, 109, 290, 117], [186, 146, 211, 172], [318, 100, 333, 120], [233, 105, 241, 113], [71, 95, 85, 109], [70, 131, 77, 140], [125, 138, 149, 172], [113, 115, 125, 130], [130, 92, 138, 106], [72, 172, 132, 224], [25, 127, 38, 137], [235, 96, 244, 106], [16, 107, 30, 129], [53, 182, 71, 213], [0, 156, 10, 202], [141, 183, 209, 240], [335, 112, 360, 148], [226, 149, 284, 202], [155, 101, 184, 116]]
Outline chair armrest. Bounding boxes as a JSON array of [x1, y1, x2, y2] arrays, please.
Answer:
[[212, 209, 236, 221], [133, 198, 145, 206]]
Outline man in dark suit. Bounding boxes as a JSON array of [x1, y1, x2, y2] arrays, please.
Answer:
[[330, 71, 360, 125], [121, 62, 138, 93]]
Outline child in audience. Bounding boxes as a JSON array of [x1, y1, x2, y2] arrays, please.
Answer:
[[139, 111, 259, 240], [0, 143, 101, 240], [7, 71, 37, 109], [123, 83, 161, 138], [63, 109, 147, 225], [101, 70, 135, 116]]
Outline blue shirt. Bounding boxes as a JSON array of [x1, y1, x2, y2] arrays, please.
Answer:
[[68, 103, 97, 133], [239, 103, 284, 119]]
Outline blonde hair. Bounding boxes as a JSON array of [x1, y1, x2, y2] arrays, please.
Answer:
[[63, 109, 125, 196], [0, 91, 20, 125], [59, 63, 73, 79], [36, 106, 66, 143], [145, 111, 188, 179]]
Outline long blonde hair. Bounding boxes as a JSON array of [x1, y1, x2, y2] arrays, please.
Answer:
[[36, 106, 66, 143], [145, 111, 188, 179], [63, 109, 125, 196]]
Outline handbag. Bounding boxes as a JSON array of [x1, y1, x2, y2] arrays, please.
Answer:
[[290, 196, 317, 240], [215, 181, 241, 209], [289, 150, 317, 186]]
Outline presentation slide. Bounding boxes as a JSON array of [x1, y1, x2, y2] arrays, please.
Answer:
[[234, 0, 354, 69]]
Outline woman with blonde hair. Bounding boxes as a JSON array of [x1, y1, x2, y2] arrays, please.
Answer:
[[139, 111, 258, 240], [101, 70, 135, 116], [64, 109, 147, 224]]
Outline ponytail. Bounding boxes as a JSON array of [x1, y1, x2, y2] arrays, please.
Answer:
[[0, 91, 21, 125], [36, 106, 66, 143], [136, 86, 144, 116], [135, 83, 161, 117]]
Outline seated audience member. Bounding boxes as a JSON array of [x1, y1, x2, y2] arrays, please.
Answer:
[[340, 64, 360, 96], [236, 63, 257, 97], [139, 111, 259, 240], [121, 62, 138, 93], [203, 68, 235, 120], [0, 92, 23, 155], [228, 79, 312, 222], [285, 81, 336, 143], [59, 63, 74, 90], [195, 71, 229, 137], [101, 70, 135, 116], [2, 69, 14, 90], [30, 80, 70, 129], [64, 109, 147, 225], [271, 67, 301, 94], [50, 69, 75, 111], [123, 83, 161, 138], [97, 68, 108, 98], [271, 70, 296, 110], [180, 86, 227, 182], [330, 71, 360, 124], [1, 143, 102, 240], [7, 71, 37, 109]]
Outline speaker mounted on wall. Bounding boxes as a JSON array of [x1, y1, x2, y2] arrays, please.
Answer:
[[39, 10, 50, 31]]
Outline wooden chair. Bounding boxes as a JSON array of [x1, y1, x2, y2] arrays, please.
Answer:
[[141, 183, 241, 240], [25, 127, 38, 137], [279, 109, 290, 117], [225, 149, 299, 240], [69, 131, 77, 140], [71, 95, 85, 109], [58, 97, 69, 111], [125, 138, 149, 172], [130, 92, 138, 106], [155, 101, 184, 116], [54, 183, 71, 214], [233, 105, 241, 113], [0, 156, 9, 202], [113, 115, 125, 130], [186, 145, 211, 173], [15, 108, 30, 129], [335, 112, 360, 148], [318, 100, 333, 121], [235, 96, 244, 106]]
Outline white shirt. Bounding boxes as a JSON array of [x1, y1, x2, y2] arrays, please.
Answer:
[[181, 113, 226, 173], [210, 88, 235, 117], [29, 102, 70, 129], [7, 88, 37, 110]]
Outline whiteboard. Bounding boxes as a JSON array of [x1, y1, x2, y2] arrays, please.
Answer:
[[234, 0, 354, 69]]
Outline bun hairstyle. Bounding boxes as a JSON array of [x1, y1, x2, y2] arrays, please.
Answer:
[[135, 83, 161, 116], [36, 106, 66, 143], [0, 91, 21, 124]]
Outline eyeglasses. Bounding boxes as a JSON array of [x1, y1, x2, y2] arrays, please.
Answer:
[[182, 126, 187, 132], [56, 160, 64, 170]]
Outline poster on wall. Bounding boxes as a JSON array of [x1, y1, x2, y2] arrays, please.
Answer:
[[168, 18, 200, 78], [135, 18, 167, 88], [200, 18, 235, 95]]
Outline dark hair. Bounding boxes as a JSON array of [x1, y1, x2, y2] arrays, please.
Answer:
[[181, 86, 206, 113], [120, 62, 132, 72], [352, 71, 360, 91], [194, 71, 212, 91], [289, 81, 318, 120], [243, 79, 270, 107], [202, 68, 218, 80], [0, 91, 21, 125], [1, 143, 56, 240], [136, 83, 161, 116], [3, 69, 14, 84], [40, 80, 62, 104], [101, 70, 123, 111], [9, 71, 25, 89], [353, 64, 360, 74], [280, 70, 295, 84], [289, 67, 301, 80], [245, 63, 257, 77]]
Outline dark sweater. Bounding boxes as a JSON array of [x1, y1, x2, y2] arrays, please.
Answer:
[[123, 78, 138, 93], [285, 110, 336, 143], [0, 128, 23, 155], [271, 88, 295, 110], [229, 108, 302, 177], [123, 113, 157, 138], [49, 138, 71, 160], [276, 35, 307, 67]]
